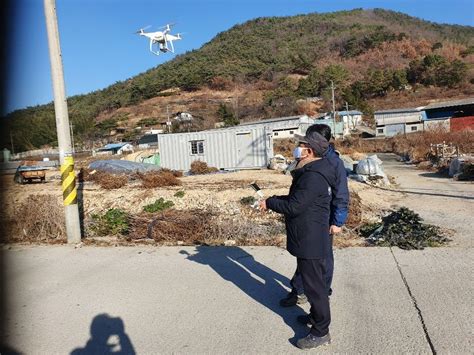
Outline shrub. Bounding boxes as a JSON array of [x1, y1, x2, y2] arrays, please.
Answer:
[[190, 161, 218, 175], [240, 196, 256, 205], [174, 190, 185, 198], [143, 198, 174, 213], [90, 208, 130, 236]]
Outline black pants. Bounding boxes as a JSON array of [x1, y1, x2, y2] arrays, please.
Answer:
[[297, 257, 331, 337], [291, 236, 334, 296]]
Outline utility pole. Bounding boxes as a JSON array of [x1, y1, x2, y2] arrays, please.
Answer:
[[234, 96, 239, 122], [330, 80, 336, 135], [345, 101, 350, 131], [70, 122, 75, 154], [44, 0, 81, 244], [166, 105, 171, 133]]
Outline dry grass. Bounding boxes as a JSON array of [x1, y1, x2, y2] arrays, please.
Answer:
[[138, 171, 182, 188], [127, 209, 285, 246], [337, 129, 474, 162], [3, 195, 66, 243], [190, 161, 219, 175], [129, 209, 213, 243]]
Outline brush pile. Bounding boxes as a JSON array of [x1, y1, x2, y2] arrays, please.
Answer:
[[346, 191, 362, 228], [190, 161, 218, 175], [5, 195, 66, 243], [138, 171, 181, 188]]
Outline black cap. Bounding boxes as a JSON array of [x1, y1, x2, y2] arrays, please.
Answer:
[[294, 131, 329, 157]]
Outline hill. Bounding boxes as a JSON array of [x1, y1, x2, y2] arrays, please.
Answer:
[[4, 8, 474, 152]]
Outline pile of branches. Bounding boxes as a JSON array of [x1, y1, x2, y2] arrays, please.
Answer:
[[359, 207, 450, 250], [189, 161, 218, 175], [346, 191, 362, 228], [5, 195, 66, 243], [128, 209, 214, 243], [137, 171, 181, 188], [79, 169, 128, 189], [128, 209, 284, 246]]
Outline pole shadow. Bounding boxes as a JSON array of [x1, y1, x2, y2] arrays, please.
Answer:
[[70, 314, 136, 355], [180, 246, 308, 345]]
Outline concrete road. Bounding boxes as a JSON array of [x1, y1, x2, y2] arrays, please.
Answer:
[[376, 153, 474, 247], [2, 245, 472, 354]]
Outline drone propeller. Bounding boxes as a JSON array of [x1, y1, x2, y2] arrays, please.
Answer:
[[158, 23, 176, 30], [134, 25, 152, 34]]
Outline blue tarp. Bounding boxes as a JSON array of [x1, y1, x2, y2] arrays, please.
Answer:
[[89, 160, 161, 174]]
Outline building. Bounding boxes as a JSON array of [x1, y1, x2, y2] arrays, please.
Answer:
[[314, 111, 361, 137], [98, 142, 134, 155], [313, 115, 345, 138], [158, 126, 273, 171], [137, 134, 160, 149], [375, 107, 425, 137], [375, 98, 474, 136], [144, 129, 164, 135], [238, 115, 313, 139], [424, 98, 474, 132], [338, 110, 363, 135]]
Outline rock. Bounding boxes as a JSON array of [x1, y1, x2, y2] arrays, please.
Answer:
[[224, 240, 236, 246]]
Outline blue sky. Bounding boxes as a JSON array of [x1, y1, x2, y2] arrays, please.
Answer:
[[5, 0, 474, 114]]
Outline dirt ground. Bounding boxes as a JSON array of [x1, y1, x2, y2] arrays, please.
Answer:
[[1, 167, 363, 246], [2, 153, 471, 247]]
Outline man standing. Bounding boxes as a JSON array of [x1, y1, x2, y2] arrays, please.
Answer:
[[280, 124, 349, 306], [259, 130, 334, 349]]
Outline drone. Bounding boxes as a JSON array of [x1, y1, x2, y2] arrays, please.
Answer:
[[136, 24, 182, 56]]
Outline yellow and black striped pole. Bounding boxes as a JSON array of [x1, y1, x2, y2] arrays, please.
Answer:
[[45, 0, 81, 243], [60, 156, 77, 206]]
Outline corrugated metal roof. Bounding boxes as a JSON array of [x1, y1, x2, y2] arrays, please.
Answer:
[[239, 115, 305, 126], [337, 110, 363, 115], [424, 97, 474, 110], [375, 107, 424, 114], [102, 143, 130, 150]]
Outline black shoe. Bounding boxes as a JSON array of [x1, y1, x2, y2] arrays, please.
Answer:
[[280, 292, 308, 307], [296, 333, 331, 350], [297, 314, 312, 326]]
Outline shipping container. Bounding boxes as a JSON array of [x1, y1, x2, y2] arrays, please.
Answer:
[[158, 126, 273, 171]]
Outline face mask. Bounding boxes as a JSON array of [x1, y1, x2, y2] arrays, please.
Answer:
[[293, 147, 308, 160]]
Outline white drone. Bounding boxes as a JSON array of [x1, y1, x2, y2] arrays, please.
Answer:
[[136, 24, 182, 56]]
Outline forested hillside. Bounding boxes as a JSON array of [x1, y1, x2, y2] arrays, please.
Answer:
[[4, 8, 474, 152]]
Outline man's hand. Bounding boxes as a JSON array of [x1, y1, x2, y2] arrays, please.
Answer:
[[329, 225, 342, 235], [259, 199, 267, 211]]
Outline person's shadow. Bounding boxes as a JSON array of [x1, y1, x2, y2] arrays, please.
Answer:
[[70, 314, 136, 355], [180, 246, 308, 345]]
